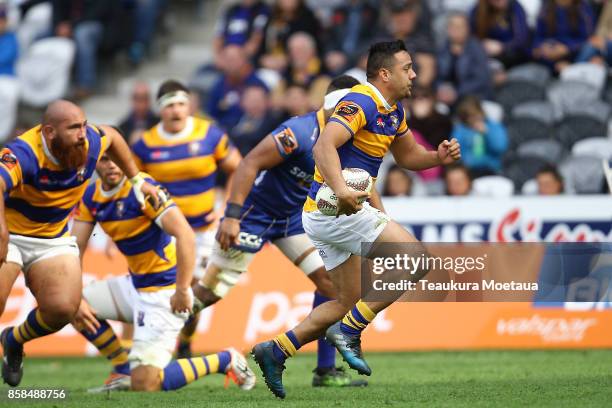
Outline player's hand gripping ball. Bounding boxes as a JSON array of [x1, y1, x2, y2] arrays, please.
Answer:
[[316, 168, 373, 216]]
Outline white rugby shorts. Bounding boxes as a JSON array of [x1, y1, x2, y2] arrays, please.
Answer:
[[194, 230, 216, 280], [83, 275, 187, 370], [6, 234, 79, 272], [302, 202, 390, 271]]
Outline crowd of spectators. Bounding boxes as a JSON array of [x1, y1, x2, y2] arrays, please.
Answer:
[[2, 0, 611, 197]]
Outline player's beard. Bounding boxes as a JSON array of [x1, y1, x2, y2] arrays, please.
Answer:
[[51, 137, 87, 170]]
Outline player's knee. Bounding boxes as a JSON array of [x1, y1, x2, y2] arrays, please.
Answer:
[[199, 267, 242, 300], [130, 366, 161, 392], [40, 300, 79, 325], [193, 283, 221, 307]]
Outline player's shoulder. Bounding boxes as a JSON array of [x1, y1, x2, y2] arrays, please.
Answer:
[[340, 85, 378, 117], [7, 126, 43, 165], [81, 179, 100, 206], [280, 111, 318, 145]]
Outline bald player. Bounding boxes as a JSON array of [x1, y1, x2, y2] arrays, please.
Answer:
[[0, 100, 164, 387]]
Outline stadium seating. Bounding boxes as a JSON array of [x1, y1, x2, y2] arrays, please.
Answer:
[[0, 76, 20, 143], [516, 138, 565, 164], [560, 155, 605, 194], [17, 37, 75, 107], [572, 137, 612, 160], [472, 175, 515, 197], [560, 63, 607, 93], [503, 156, 549, 190]]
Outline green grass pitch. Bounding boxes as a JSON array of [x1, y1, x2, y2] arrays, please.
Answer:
[[1, 350, 612, 407]]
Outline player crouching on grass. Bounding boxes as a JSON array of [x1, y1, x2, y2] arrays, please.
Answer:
[[70, 153, 255, 392]]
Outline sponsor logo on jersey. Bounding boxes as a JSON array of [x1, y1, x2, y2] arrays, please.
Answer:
[[376, 117, 385, 128], [238, 232, 263, 249], [390, 113, 399, 130], [115, 200, 125, 218], [335, 102, 360, 122], [188, 141, 200, 156], [273, 128, 298, 155], [151, 150, 170, 160], [0, 148, 17, 170]]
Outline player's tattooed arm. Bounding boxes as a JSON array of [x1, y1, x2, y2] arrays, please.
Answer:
[[391, 130, 461, 170]]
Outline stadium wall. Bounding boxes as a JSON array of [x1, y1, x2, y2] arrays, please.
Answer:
[[2, 196, 612, 355]]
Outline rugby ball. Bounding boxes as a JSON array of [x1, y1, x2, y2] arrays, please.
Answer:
[[315, 168, 373, 216]]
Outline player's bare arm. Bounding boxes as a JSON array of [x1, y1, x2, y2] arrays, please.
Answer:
[[101, 125, 165, 210], [0, 178, 8, 264], [313, 121, 368, 216], [217, 136, 286, 250], [160, 206, 196, 313], [72, 220, 95, 265], [368, 187, 386, 213], [391, 131, 461, 170]]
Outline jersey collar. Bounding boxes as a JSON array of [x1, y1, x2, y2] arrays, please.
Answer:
[[365, 81, 393, 111], [156, 116, 194, 141], [99, 176, 127, 198]]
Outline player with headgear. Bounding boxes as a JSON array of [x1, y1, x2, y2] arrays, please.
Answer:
[[0, 100, 165, 386], [252, 40, 462, 398], [131, 80, 242, 358]]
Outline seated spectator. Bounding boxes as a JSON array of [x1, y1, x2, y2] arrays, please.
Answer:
[[117, 81, 159, 145], [405, 85, 452, 148], [324, 0, 379, 75], [275, 32, 330, 110], [0, 6, 18, 77], [206, 44, 268, 131], [470, 0, 530, 79], [230, 84, 281, 156], [382, 164, 414, 196], [282, 83, 312, 118], [437, 12, 493, 107], [52, 0, 120, 98], [532, 0, 595, 72], [451, 95, 508, 177], [382, 0, 436, 87], [445, 163, 473, 196], [213, 0, 270, 62], [259, 0, 321, 72], [577, 0, 612, 65], [536, 164, 564, 195]]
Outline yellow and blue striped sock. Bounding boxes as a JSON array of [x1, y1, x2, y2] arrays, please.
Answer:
[[272, 330, 301, 362], [79, 319, 130, 375], [160, 351, 231, 391], [340, 300, 376, 335], [7, 309, 58, 347]]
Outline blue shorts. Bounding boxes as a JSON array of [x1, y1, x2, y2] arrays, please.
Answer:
[[233, 199, 305, 253]]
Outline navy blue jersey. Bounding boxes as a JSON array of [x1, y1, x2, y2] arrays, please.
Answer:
[[248, 109, 325, 218]]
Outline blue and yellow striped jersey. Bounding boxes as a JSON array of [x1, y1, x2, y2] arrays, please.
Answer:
[[75, 174, 177, 292], [0, 125, 109, 238], [131, 117, 231, 231], [304, 83, 410, 212]]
